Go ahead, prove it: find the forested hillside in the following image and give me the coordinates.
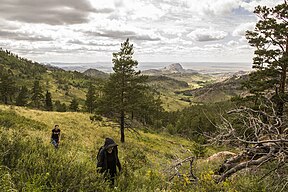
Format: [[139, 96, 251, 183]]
[[0, 49, 103, 111]]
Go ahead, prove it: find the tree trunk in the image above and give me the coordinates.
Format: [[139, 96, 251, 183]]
[[120, 110, 125, 143], [276, 66, 286, 118], [276, 37, 288, 118]]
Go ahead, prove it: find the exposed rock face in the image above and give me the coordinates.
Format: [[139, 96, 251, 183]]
[[163, 63, 185, 73], [143, 63, 197, 75]]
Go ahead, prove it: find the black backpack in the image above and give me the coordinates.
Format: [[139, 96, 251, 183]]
[[96, 146, 104, 164]]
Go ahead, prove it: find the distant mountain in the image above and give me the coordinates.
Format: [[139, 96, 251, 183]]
[[142, 63, 197, 75], [83, 68, 109, 79]]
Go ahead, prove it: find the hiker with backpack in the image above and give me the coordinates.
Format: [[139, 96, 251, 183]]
[[97, 138, 121, 185], [51, 124, 61, 149]]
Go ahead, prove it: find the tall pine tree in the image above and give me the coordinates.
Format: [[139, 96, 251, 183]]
[[69, 98, 79, 112], [0, 69, 16, 104], [31, 80, 44, 109], [16, 86, 29, 106], [85, 83, 96, 113], [245, 1, 288, 117], [45, 90, 53, 111], [100, 39, 158, 143]]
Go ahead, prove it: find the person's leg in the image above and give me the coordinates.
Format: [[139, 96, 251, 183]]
[[110, 172, 116, 186], [51, 139, 58, 149]]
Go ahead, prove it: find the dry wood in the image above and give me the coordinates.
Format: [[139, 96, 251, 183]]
[[210, 102, 288, 182]]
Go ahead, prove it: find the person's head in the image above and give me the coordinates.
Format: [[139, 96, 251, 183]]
[[55, 125, 59, 129], [104, 138, 118, 153], [107, 146, 114, 154]]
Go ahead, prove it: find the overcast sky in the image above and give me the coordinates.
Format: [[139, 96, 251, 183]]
[[0, 0, 284, 64]]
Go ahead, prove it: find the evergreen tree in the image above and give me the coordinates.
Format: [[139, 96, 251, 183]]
[[85, 83, 96, 113], [55, 100, 67, 112], [99, 39, 159, 143], [245, 1, 288, 117], [16, 86, 29, 106], [31, 80, 44, 109], [0, 69, 16, 104], [69, 98, 79, 112], [45, 90, 53, 111]]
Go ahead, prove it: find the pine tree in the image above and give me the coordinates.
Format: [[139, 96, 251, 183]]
[[16, 86, 29, 106], [69, 98, 79, 112], [85, 83, 96, 113], [99, 39, 160, 142], [31, 80, 44, 109], [55, 100, 67, 112], [45, 90, 53, 111], [0, 69, 16, 104], [245, 2, 288, 117]]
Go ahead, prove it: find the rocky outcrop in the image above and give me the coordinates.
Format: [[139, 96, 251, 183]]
[[143, 63, 197, 75]]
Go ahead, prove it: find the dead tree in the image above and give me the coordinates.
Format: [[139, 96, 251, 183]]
[[210, 103, 288, 183], [167, 156, 198, 183]]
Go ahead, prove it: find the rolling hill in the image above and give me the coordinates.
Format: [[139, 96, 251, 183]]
[[176, 71, 249, 103], [0, 49, 105, 108]]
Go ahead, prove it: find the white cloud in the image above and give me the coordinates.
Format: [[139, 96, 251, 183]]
[[184, 0, 240, 16], [240, 0, 283, 12], [227, 40, 239, 46], [81, 20, 162, 41], [0, 0, 284, 63], [239, 36, 249, 43], [187, 28, 227, 42], [201, 0, 240, 16], [232, 22, 256, 36], [205, 44, 224, 49], [237, 45, 253, 50]]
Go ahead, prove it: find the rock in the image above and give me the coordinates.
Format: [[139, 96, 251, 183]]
[[163, 63, 185, 73], [206, 151, 236, 162]]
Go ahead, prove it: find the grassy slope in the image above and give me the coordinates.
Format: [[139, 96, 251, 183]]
[[0, 105, 269, 190], [0, 104, 196, 168]]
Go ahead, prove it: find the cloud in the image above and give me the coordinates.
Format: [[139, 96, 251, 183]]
[[237, 45, 253, 50], [204, 44, 224, 49], [227, 40, 239, 46], [0, 0, 281, 63], [81, 20, 162, 41], [200, 0, 240, 16], [187, 28, 227, 42], [87, 29, 161, 41], [0, 0, 111, 25], [240, 0, 284, 12], [232, 22, 255, 36], [0, 30, 53, 42], [67, 39, 119, 47]]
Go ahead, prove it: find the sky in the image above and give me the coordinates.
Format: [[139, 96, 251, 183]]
[[0, 0, 284, 64]]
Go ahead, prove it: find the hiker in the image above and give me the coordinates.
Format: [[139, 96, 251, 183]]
[[51, 124, 61, 149], [97, 138, 121, 185]]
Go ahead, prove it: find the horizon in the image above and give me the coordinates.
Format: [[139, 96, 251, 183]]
[[0, 0, 283, 64], [48, 61, 253, 74]]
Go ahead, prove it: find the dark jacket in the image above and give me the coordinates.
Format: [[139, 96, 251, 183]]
[[97, 138, 121, 175]]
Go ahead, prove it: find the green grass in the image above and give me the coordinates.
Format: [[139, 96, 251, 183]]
[[0, 104, 280, 191]]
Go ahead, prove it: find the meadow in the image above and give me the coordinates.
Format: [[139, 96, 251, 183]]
[[0, 104, 273, 191]]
